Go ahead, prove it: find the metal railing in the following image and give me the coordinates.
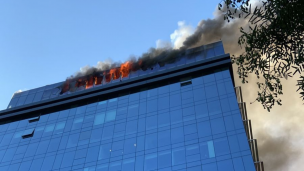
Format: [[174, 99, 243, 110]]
[[235, 86, 264, 171]]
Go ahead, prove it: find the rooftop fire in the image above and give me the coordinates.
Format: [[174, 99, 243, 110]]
[[59, 41, 224, 95]]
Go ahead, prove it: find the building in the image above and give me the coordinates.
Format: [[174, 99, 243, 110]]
[[0, 41, 263, 171]]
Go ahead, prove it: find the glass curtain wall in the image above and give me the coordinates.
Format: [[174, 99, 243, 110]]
[[0, 69, 255, 171]]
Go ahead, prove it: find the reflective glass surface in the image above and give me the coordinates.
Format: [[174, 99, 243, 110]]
[[0, 69, 255, 171]]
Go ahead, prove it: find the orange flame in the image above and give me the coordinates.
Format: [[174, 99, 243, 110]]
[[109, 68, 120, 80], [85, 76, 94, 89], [104, 71, 111, 83], [61, 59, 140, 94], [76, 79, 86, 88], [120, 61, 132, 78], [61, 79, 70, 94], [95, 76, 103, 85]]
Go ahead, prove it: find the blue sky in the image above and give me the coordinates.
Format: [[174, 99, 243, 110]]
[[0, 1, 219, 110]]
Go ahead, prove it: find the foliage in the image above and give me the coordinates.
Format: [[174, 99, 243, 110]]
[[219, 0, 304, 111]]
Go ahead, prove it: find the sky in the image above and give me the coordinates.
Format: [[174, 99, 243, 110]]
[[1, 1, 304, 171]]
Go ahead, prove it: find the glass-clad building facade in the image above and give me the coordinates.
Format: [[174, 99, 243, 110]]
[[0, 42, 258, 171]]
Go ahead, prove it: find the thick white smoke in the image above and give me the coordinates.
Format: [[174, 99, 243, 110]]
[[170, 21, 194, 49]]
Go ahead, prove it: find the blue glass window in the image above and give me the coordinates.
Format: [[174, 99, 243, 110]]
[[112, 140, 124, 152], [47, 137, 61, 152], [217, 82, 227, 96], [145, 133, 157, 149], [122, 158, 135, 171], [105, 110, 116, 122], [139, 102, 146, 115], [76, 106, 86, 115], [43, 124, 55, 137], [220, 98, 231, 112], [33, 126, 44, 139], [171, 127, 184, 144], [24, 142, 39, 158], [184, 124, 197, 135], [48, 112, 59, 121], [172, 147, 186, 165], [75, 148, 87, 159], [108, 98, 118, 107], [158, 130, 170, 147], [7, 121, 18, 131], [128, 104, 139, 117], [98, 144, 111, 160], [170, 94, 181, 107], [67, 133, 79, 148], [146, 115, 157, 130], [195, 103, 208, 118], [200, 141, 215, 159], [144, 153, 157, 170], [79, 130, 91, 145], [158, 150, 171, 169], [182, 90, 193, 99], [97, 100, 107, 110], [138, 118, 145, 132], [54, 121, 65, 134], [207, 100, 222, 116], [11, 131, 22, 144], [183, 106, 195, 116], [147, 99, 157, 113], [158, 112, 170, 127], [232, 157, 246, 171], [86, 146, 99, 162], [129, 93, 139, 102], [72, 117, 83, 130], [9, 163, 20, 171], [238, 133, 250, 151], [158, 96, 169, 110], [115, 122, 126, 135], [124, 138, 136, 154], [170, 110, 182, 124], [61, 151, 75, 168], [59, 109, 70, 118], [202, 162, 217, 171], [205, 86, 218, 98], [228, 135, 240, 153], [136, 136, 145, 152], [2, 147, 16, 162], [53, 154, 64, 169], [36, 140, 49, 155], [242, 155, 256, 171], [126, 120, 137, 135], [94, 112, 105, 125], [214, 137, 230, 156], [19, 160, 32, 171], [96, 164, 108, 171], [109, 161, 121, 171], [210, 118, 226, 134], [197, 121, 211, 138], [90, 128, 103, 143], [147, 88, 157, 98], [102, 126, 114, 140], [217, 159, 234, 171]]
